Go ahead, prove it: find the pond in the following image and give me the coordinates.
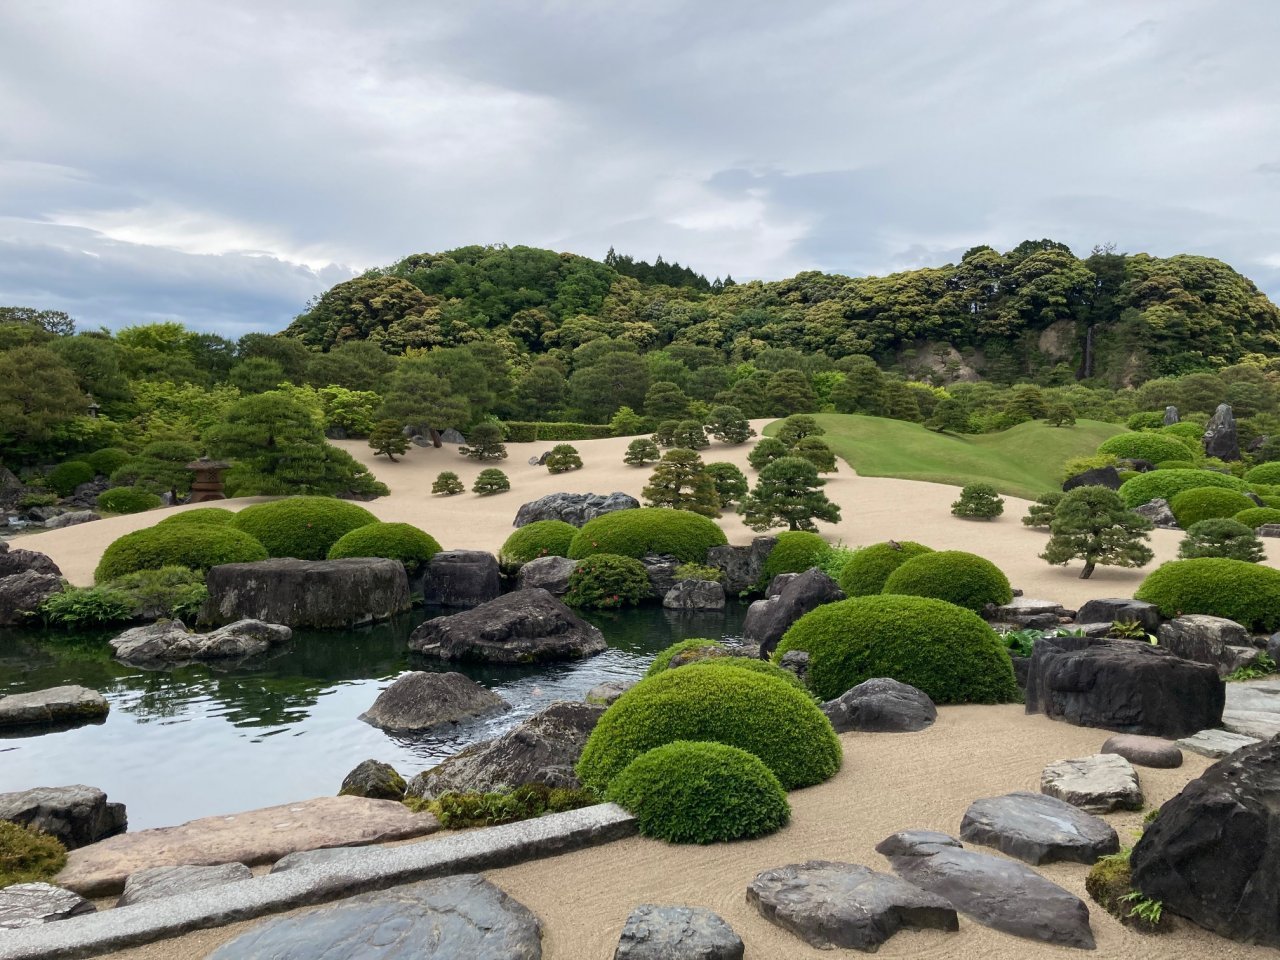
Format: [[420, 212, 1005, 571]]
[[0, 604, 749, 830]]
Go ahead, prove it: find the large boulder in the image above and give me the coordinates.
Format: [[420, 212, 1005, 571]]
[[116, 863, 252, 907], [663, 580, 725, 611], [0, 785, 126, 849], [705, 537, 776, 595], [1062, 466, 1122, 492], [1024, 634, 1224, 737], [359, 671, 508, 733], [1132, 498, 1178, 528], [0, 686, 109, 731], [0, 883, 94, 929], [1100, 734, 1182, 769], [0, 570, 63, 626], [959, 791, 1119, 865], [1131, 737, 1280, 946], [1157, 614, 1257, 677], [43, 510, 101, 530], [515, 555, 577, 595], [640, 554, 681, 599], [109, 619, 291, 665], [1203, 402, 1241, 461], [743, 568, 844, 657], [1163, 405, 1180, 425], [1073, 598, 1162, 634], [421, 550, 501, 608], [409, 589, 606, 663], [615, 904, 744, 960], [0, 546, 61, 579], [339, 760, 407, 801], [199, 558, 410, 629], [822, 678, 937, 733], [513, 491, 639, 527]]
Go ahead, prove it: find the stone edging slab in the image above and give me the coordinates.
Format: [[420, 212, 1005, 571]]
[[0, 803, 637, 960]]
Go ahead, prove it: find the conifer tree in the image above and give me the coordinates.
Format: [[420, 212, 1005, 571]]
[[459, 422, 507, 461], [707, 405, 754, 444], [739, 456, 841, 532], [368, 419, 410, 462], [624, 437, 661, 466], [642, 449, 720, 517], [1041, 485, 1154, 578]]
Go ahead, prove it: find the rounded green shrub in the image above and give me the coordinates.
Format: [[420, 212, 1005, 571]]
[[774, 594, 1018, 704], [47, 460, 94, 497], [1155, 460, 1197, 470], [499, 520, 578, 570], [1160, 421, 1205, 442], [1178, 519, 1265, 562], [1099, 432, 1199, 464], [327, 522, 442, 575], [472, 468, 510, 495], [96, 487, 163, 515], [762, 531, 829, 582], [1168, 488, 1256, 529], [881, 550, 1012, 612], [837, 541, 934, 596], [431, 471, 465, 495], [95, 524, 268, 583], [156, 508, 237, 528], [577, 663, 841, 792], [230, 496, 377, 560], [1135, 558, 1280, 631], [606, 741, 790, 844], [950, 482, 1004, 519], [564, 554, 651, 609], [1245, 462, 1280, 486], [1117, 469, 1248, 508], [683, 655, 812, 696], [85, 447, 133, 477], [0, 821, 68, 887], [568, 508, 728, 563], [1235, 507, 1280, 528], [646, 638, 725, 677]]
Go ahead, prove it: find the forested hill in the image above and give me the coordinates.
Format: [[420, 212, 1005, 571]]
[[284, 241, 1280, 385]]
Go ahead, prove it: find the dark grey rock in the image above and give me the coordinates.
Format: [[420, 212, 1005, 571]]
[[1163, 405, 1180, 425], [204, 874, 542, 960], [1062, 466, 1122, 491], [586, 681, 633, 705], [1010, 653, 1031, 688], [0, 884, 94, 929], [117, 863, 252, 907], [640, 554, 682, 600], [339, 760, 406, 801], [1040, 754, 1144, 813], [0, 570, 63, 626], [779, 650, 809, 683], [822, 678, 937, 733], [1074, 598, 1162, 633], [409, 589, 606, 663], [1158, 614, 1251, 676], [421, 550, 501, 608], [513, 492, 640, 528], [109, 619, 291, 664], [410, 434, 431, 447], [705, 537, 776, 595], [0, 687, 109, 731], [959, 790, 1118, 865], [515, 556, 577, 595], [199, 558, 410, 629], [1203, 402, 1241, 460], [1100, 734, 1182, 769], [1025, 634, 1224, 737], [877, 831, 1096, 949], [1268, 631, 1280, 663], [662, 580, 725, 611], [359, 671, 508, 733], [1260, 523, 1280, 539], [747, 860, 957, 951], [0, 547, 61, 579], [0, 785, 126, 849], [405, 701, 603, 800], [743, 568, 844, 657], [41, 511, 100, 530], [614, 904, 744, 960], [1132, 498, 1178, 528], [764, 573, 799, 598]]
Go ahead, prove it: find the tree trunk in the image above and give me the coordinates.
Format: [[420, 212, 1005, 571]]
[[429, 428, 442, 448], [1080, 560, 1095, 579]]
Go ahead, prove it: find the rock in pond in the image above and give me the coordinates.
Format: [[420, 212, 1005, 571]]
[[615, 904, 744, 960], [1100, 734, 1182, 769], [0, 686, 109, 732], [109, 618, 291, 664], [516, 555, 578, 595], [0, 570, 63, 626], [959, 791, 1119, 865], [1040, 754, 1143, 813], [0, 883, 94, 929], [743, 568, 844, 657], [200, 558, 410, 629], [663, 579, 725, 611], [513, 491, 639, 528], [339, 760, 407, 801], [409, 589, 606, 664], [641, 554, 682, 600], [0, 784, 126, 849], [705, 537, 776, 595], [420, 550, 501, 608], [822, 678, 936, 734], [0, 546, 61, 579], [116, 862, 252, 907], [585, 681, 634, 706], [359, 671, 508, 733]]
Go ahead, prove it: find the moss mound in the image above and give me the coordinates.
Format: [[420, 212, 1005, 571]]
[[231, 496, 377, 560], [881, 550, 1012, 612], [327, 522, 442, 575], [563, 554, 651, 609], [1245, 462, 1280, 486], [1135, 558, 1280, 632], [837, 541, 934, 597], [1099, 432, 1199, 464], [568, 507, 727, 564], [499, 520, 579, 570], [762, 531, 829, 582], [85, 447, 133, 477], [156, 508, 237, 528], [96, 487, 163, 515], [0, 822, 68, 888], [1117, 469, 1247, 508], [48, 461, 94, 497], [1168, 488, 1256, 529], [1235, 507, 1280, 528], [95, 524, 268, 583]]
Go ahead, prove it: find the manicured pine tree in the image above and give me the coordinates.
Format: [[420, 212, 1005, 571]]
[[775, 414, 823, 446], [739, 456, 841, 532], [545, 443, 583, 473], [705, 462, 748, 505], [1178, 518, 1265, 562], [1041, 485, 1154, 579], [926, 398, 969, 434], [624, 437, 661, 466], [652, 420, 680, 447], [642, 449, 720, 517], [1045, 402, 1077, 427], [707, 405, 755, 444], [459, 422, 508, 461], [432, 471, 465, 495], [368, 420, 410, 462], [472, 468, 510, 496], [792, 436, 837, 473], [747, 436, 790, 471], [1022, 491, 1063, 528], [672, 420, 710, 450]]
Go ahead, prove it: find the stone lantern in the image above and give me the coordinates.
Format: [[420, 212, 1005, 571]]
[[185, 458, 231, 503]]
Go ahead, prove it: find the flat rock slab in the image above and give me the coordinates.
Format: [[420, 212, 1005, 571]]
[[615, 904, 744, 960], [116, 863, 252, 907], [822, 678, 937, 733], [960, 791, 1118, 865], [0, 686, 108, 730], [0, 884, 94, 930], [56, 796, 440, 897], [876, 831, 1095, 949], [747, 860, 957, 951], [205, 874, 541, 960], [1100, 734, 1182, 769], [1176, 729, 1261, 758], [1041, 754, 1144, 813]]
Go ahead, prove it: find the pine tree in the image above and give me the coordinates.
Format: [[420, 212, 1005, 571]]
[[739, 456, 841, 532], [652, 420, 679, 447], [1041, 485, 1154, 578], [1178, 518, 1265, 562], [1022, 491, 1063, 528], [926, 398, 969, 433], [545, 443, 583, 473], [368, 419, 410, 462], [951, 483, 1004, 519], [705, 462, 748, 505], [624, 437, 661, 466], [1046, 402, 1077, 427], [432, 471, 465, 495], [707, 405, 754, 444], [642, 449, 720, 517], [472, 468, 510, 495], [459, 422, 507, 461], [792, 436, 837, 473], [672, 420, 710, 450], [775, 414, 823, 446], [747, 436, 790, 471]]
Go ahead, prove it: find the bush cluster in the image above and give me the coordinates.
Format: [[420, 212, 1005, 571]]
[[951, 482, 1004, 519], [837, 541, 933, 596], [1244, 462, 1280, 486], [544, 443, 583, 473], [882, 550, 1012, 612], [500, 421, 614, 442], [422, 784, 597, 829], [1098, 432, 1198, 464], [564, 554, 651, 609], [327, 522, 442, 575], [762, 530, 829, 582], [0, 822, 68, 887], [96, 487, 163, 514], [42, 565, 209, 626], [85, 447, 133, 477], [156, 507, 237, 528], [499, 520, 579, 570], [47, 460, 94, 497], [1178, 518, 1265, 562], [231, 496, 377, 560], [1167, 488, 1256, 529], [567, 508, 727, 564], [1117, 469, 1247, 507], [645, 638, 725, 677], [1135, 558, 1280, 631], [95, 524, 269, 582], [1235, 507, 1280, 528]]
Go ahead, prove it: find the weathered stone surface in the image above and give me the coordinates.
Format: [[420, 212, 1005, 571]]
[[959, 791, 1119, 865], [1131, 737, 1280, 946], [1074, 598, 1162, 633], [439, 427, 466, 444], [205, 874, 541, 960], [514, 491, 639, 528], [359, 671, 508, 732], [0, 570, 63, 626], [641, 554, 681, 600], [877, 831, 1095, 949], [778, 650, 809, 682], [586, 681, 633, 705], [1132, 498, 1178, 528], [1041, 754, 1144, 813], [420, 550, 501, 608], [116, 863, 252, 907], [764, 573, 798, 598], [615, 904, 744, 960], [41, 511, 100, 530], [0, 547, 61, 579], [515, 555, 577, 595], [993, 597, 1066, 619], [0, 686, 109, 731], [1157, 614, 1250, 676], [705, 537, 776, 595], [662, 580, 725, 611], [410, 589, 606, 664], [743, 568, 843, 657], [110, 618, 291, 664], [199, 558, 410, 629], [0, 884, 94, 929], [1176, 728, 1260, 758], [822, 678, 936, 733], [0, 785, 126, 849], [1260, 523, 1280, 538], [1100, 734, 1182, 769], [1203, 402, 1241, 461], [1025, 634, 1224, 737], [1221, 676, 1280, 739], [405, 701, 603, 800], [1062, 466, 1121, 491], [338, 760, 406, 801]]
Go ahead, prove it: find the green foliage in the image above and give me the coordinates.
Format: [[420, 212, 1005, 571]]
[[47, 460, 94, 496], [1023, 491, 1064, 528], [1127, 412, 1167, 430], [609, 406, 645, 437], [762, 531, 830, 581], [683, 656, 813, 695], [472, 468, 510, 495], [18, 491, 57, 509], [1235, 506, 1280, 528], [882, 550, 1013, 612], [672, 562, 721, 583], [1168, 488, 1256, 528], [1154, 459, 1197, 470], [421, 784, 597, 829], [651, 420, 679, 447], [431, 471, 465, 495], [111, 440, 201, 498], [327, 522, 442, 575], [568, 507, 727, 563], [0, 345, 88, 458], [1135, 558, 1280, 631], [707, 405, 753, 444], [774, 594, 1019, 704], [544, 443, 583, 474], [1224, 652, 1277, 682], [646, 638, 725, 677], [368, 420, 410, 461], [1061, 453, 1121, 482], [671, 420, 709, 450], [1042, 485, 1154, 579], [704, 461, 747, 505], [739, 456, 841, 532], [577, 663, 841, 792], [1244, 461, 1280, 485], [1086, 849, 1169, 934], [85, 447, 132, 476], [156, 507, 237, 528], [1160, 421, 1205, 440], [502, 421, 615, 442], [624, 437, 661, 466], [43, 566, 208, 625], [1098, 432, 1199, 464], [1001, 628, 1040, 658], [642, 448, 719, 517], [563, 553, 651, 609], [1117, 469, 1248, 507], [606, 741, 791, 844], [39, 584, 132, 626], [95, 524, 268, 582], [96, 486, 163, 514], [459, 422, 508, 461], [792, 436, 838, 472], [1045, 402, 1076, 426], [747, 436, 789, 470], [500, 520, 578, 569], [231, 496, 378, 560], [837, 541, 934, 596], [0, 821, 68, 888], [951, 482, 1004, 519], [775, 415, 824, 446]]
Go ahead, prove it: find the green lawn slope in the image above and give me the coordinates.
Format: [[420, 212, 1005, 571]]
[[766, 414, 1125, 499]]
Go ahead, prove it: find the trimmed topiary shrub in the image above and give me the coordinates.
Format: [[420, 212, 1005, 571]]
[[95, 524, 268, 583], [0, 821, 68, 887], [1245, 462, 1280, 486], [1178, 518, 1265, 562], [568, 507, 727, 564], [85, 447, 133, 477], [1117, 469, 1248, 508], [951, 482, 1004, 519], [230, 496, 377, 560], [499, 520, 578, 571], [1168, 488, 1256, 529], [431, 471, 465, 495], [606, 741, 790, 844], [47, 460, 94, 497], [564, 554, 651, 609], [327, 522, 442, 575], [1160, 421, 1205, 442], [774, 594, 1019, 704], [1235, 507, 1280, 528], [577, 663, 841, 792], [882, 550, 1012, 612], [646, 638, 725, 677], [624, 437, 661, 466], [472, 468, 510, 495], [684, 655, 813, 696], [544, 443, 583, 474], [837, 541, 934, 597], [1135, 558, 1280, 631], [1099, 432, 1199, 464], [762, 530, 829, 582], [156, 507, 237, 528], [96, 487, 163, 514], [1155, 460, 1198, 471]]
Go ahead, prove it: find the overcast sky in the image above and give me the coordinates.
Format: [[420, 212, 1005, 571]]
[[2, 1, 1279, 337]]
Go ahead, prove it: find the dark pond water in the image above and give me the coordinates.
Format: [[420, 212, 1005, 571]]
[[0, 604, 749, 830]]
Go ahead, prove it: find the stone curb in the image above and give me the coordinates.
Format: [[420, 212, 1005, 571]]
[[0, 803, 637, 960]]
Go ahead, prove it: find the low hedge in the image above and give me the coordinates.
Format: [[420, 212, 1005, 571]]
[[0, 821, 67, 887], [1245, 462, 1280, 486], [95, 524, 268, 583], [606, 741, 791, 844], [563, 554, 651, 609], [1235, 507, 1280, 528], [773, 594, 1019, 704], [762, 531, 829, 582], [568, 508, 728, 564], [327, 522, 442, 575], [499, 520, 578, 570], [1099, 432, 1199, 464], [577, 663, 841, 792], [837, 541, 934, 596], [881, 550, 1012, 612], [1117, 469, 1248, 508], [85, 447, 133, 477], [96, 487, 164, 514], [1135, 558, 1280, 631], [48, 460, 94, 497], [1167, 488, 1256, 529], [501, 421, 615, 442], [231, 496, 378, 560], [156, 508, 237, 528]]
